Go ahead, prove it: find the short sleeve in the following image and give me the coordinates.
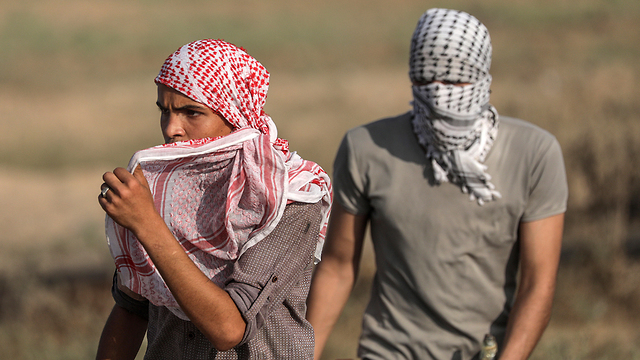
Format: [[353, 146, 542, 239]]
[[111, 270, 150, 320], [522, 137, 568, 222], [333, 131, 371, 215]]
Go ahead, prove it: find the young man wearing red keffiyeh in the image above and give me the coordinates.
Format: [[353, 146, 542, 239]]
[[96, 39, 331, 359], [307, 8, 567, 360]]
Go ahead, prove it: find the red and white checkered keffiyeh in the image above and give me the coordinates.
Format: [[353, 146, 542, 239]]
[[105, 40, 331, 320]]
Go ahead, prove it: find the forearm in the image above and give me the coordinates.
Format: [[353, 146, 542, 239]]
[[499, 281, 555, 360], [307, 256, 358, 359], [100, 166, 246, 350], [306, 203, 368, 359], [500, 214, 564, 360], [133, 216, 246, 351], [96, 304, 148, 360]]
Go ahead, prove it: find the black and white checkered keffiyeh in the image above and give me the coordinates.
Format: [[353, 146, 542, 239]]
[[409, 8, 501, 205]]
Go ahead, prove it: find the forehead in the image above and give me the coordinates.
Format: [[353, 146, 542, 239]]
[[156, 84, 207, 107]]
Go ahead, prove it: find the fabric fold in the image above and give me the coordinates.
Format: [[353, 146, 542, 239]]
[[106, 39, 331, 321], [106, 129, 331, 320]]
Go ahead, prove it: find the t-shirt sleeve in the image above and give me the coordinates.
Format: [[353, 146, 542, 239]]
[[521, 136, 568, 222], [333, 131, 371, 215], [224, 201, 323, 345], [111, 270, 150, 320]]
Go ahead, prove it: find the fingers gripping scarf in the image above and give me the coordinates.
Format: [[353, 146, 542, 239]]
[[410, 8, 501, 205], [105, 40, 332, 320]]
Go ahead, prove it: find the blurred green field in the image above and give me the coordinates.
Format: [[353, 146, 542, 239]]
[[1, 0, 639, 359]]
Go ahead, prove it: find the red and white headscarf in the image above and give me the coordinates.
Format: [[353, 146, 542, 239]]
[[106, 39, 332, 320]]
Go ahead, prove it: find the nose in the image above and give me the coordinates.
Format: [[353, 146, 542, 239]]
[[161, 112, 186, 143]]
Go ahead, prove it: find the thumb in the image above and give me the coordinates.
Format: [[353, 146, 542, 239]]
[[132, 165, 150, 190]]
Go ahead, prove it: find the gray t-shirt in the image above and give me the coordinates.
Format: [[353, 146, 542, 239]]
[[333, 112, 568, 360]]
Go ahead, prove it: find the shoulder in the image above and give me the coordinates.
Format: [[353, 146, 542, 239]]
[[495, 116, 563, 161], [241, 201, 323, 260], [496, 118, 568, 220], [280, 201, 323, 222], [498, 116, 559, 145], [269, 201, 324, 242], [235, 201, 322, 274], [345, 111, 413, 143], [340, 111, 419, 160]]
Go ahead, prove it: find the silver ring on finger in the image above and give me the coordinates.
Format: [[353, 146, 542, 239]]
[[101, 186, 110, 198]]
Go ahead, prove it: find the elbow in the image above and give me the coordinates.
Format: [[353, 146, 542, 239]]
[[206, 322, 246, 352], [212, 335, 242, 352]]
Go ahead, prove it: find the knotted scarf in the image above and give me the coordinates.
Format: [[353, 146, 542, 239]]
[[409, 8, 501, 205], [106, 40, 332, 320]]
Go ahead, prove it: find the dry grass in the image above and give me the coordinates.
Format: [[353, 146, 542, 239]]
[[0, 0, 639, 358]]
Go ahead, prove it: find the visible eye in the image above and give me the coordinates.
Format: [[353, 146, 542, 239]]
[[185, 109, 202, 117], [157, 105, 170, 115]]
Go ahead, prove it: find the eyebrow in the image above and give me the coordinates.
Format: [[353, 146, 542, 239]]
[[156, 101, 209, 112]]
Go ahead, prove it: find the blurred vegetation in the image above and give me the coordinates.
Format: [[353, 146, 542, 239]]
[[0, 0, 639, 359]]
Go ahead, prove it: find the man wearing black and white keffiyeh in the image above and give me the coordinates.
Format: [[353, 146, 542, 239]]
[[308, 8, 568, 360], [410, 8, 500, 205]]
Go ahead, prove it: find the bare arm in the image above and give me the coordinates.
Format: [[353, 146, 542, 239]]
[[306, 201, 368, 360], [99, 167, 246, 351], [96, 304, 148, 360], [499, 213, 564, 360]]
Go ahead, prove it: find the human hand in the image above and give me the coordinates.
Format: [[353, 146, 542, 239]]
[[99, 165, 161, 236]]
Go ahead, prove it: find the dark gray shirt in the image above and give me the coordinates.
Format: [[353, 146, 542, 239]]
[[112, 201, 322, 359]]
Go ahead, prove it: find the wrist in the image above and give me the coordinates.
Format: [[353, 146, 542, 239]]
[[131, 212, 167, 245]]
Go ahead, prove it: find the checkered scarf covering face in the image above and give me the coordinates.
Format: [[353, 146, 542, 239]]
[[106, 40, 332, 320], [409, 8, 501, 205]]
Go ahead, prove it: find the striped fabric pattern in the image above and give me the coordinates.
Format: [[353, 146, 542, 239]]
[[106, 40, 331, 320]]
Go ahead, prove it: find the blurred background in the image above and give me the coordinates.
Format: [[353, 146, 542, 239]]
[[0, 0, 639, 359]]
